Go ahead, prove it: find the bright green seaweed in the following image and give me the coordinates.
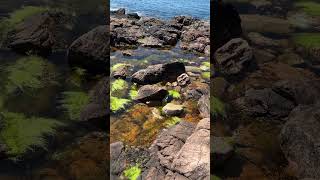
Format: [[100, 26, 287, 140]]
[[0, 112, 63, 158], [124, 164, 141, 180], [60, 91, 90, 120], [5, 56, 58, 94]]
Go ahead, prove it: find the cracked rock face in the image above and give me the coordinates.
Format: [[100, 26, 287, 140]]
[[143, 118, 210, 180]]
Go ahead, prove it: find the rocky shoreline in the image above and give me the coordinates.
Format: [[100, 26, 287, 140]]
[[110, 8, 210, 180]]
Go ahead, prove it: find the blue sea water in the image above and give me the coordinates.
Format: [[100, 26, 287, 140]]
[[110, 0, 210, 19]]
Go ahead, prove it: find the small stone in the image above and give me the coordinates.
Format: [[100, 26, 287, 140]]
[[122, 50, 133, 56], [177, 73, 190, 86], [162, 103, 184, 116]]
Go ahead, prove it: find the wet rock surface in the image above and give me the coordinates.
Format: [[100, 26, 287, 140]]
[[8, 11, 72, 55], [212, 0, 320, 179], [68, 25, 110, 74]]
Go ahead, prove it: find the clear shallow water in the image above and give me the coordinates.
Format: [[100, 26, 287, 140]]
[[111, 0, 210, 19]]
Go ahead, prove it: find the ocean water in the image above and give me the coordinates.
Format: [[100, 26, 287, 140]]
[[110, 0, 210, 19]]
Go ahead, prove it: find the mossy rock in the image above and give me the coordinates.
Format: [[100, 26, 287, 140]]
[[0, 6, 49, 46], [111, 79, 129, 97], [0, 111, 63, 159], [164, 117, 181, 128]]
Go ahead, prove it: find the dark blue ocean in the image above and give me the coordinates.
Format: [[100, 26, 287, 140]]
[[110, 0, 210, 19]]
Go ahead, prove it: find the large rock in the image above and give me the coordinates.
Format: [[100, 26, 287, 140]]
[[131, 62, 186, 85], [68, 25, 109, 74], [198, 95, 210, 118], [214, 38, 253, 75], [280, 103, 320, 179], [235, 88, 295, 118], [135, 85, 168, 103], [171, 119, 210, 179], [8, 11, 71, 55], [272, 79, 320, 106]]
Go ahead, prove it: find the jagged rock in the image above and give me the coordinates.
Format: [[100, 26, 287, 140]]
[[131, 62, 186, 85], [138, 36, 163, 47], [198, 95, 210, 118], [162, 103, 184, 116], [235, 88, 295, 118], [185, 81, 209, 100], [68, 25, 109, 74], [127, 13, 140, 19], [113, 8, 125, 16], [171, 122, 210, 179], [214, 38, 253, 75], [280, 103, 320, 179], [135, 85, 168, 103], [8, 11, 71, 55], [177, 73, 190, 86]]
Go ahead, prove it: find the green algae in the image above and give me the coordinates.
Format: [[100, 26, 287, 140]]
[[111, 96, 131, 112], [67, 67, 86, 88], [0, 111, 63, 158], [168, 90, 181, 99], [211, 175, 222, 180], [164, 117, 181, 128], [202, 72, 210, 79], [200, 62, 210, 71], [129, 89, 139, 99], [111, 63, 127, 72], [292, 33, 320, 49], [124, 164, 141, 180], [295, 1, 320, 16], [111, 79, 129, 97], [211, 96, 226, 118], [60, 91, 90, 120], [0, 6, 49, 45], [7, 6, 49, 25], [5, 56, 58, 94]]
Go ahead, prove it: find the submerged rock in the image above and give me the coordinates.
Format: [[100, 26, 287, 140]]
[[131, 62, 185, 85], [135, 85, 168, 103], [68, 25, 109, 74]]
